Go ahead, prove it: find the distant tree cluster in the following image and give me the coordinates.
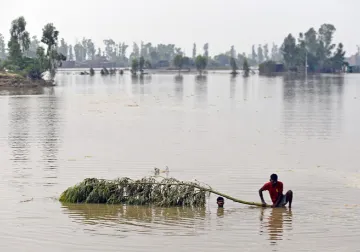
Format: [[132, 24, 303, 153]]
[[0, 16, 66, 80], [280, 24, 345, 73]]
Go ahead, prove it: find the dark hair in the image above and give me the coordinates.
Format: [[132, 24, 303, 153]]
[[217, 196, 224, 201], [270, 174, 278, 181]]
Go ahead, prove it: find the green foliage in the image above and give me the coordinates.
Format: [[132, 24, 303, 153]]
[[281, 34, 297, 69], [195, 55, 207, 75], [173, 54, 183, 72], [243, 58, 250, 77], [203, 43, 209, 58], [41, 23, 66, 79], [192, 43, 196, 59], [59, 176, 207, 207], [145, 60, 152, 69], [263, 44, 269, 61], [0, 33, 6, 59], [58, 38, 68, 59], [131, 58, 139, 75], [41, 23, 59, 52], [251, 45, 257, 64], [68, 45, 73, 60], [280, 24, 345, 73], [139, 56, 145, 72], [257, 44, 264, 63], [230, 57, 238, 74], [8, 16, 30, 60]]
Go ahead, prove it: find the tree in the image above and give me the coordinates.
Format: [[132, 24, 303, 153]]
[[132, 42, 140, 59], [330, 43, 345, 72], [81, 38, 89, 60], [257, 44, 264, 63], [87, 39, 95, 60], [192, 43, 196, 59], [251, 45, 257, 65], [195, 55, 207, 75], [74, 43, 83, 62], [139, 56, 145, 73], [281, 34, 297, 69], [0, 33, 6, 59], [318, 24, 336, 56], [230, 45, 236, 58], [96, 47, 101, 58], [263, 44, 269, 61], [243, 58, 250, 77], [230, 57, 238, 74], [103, 39, 116, 60], [121, 43, 128, 59], [58, 38, 68, 58], [8, 16, 30, 62], [68, 45, 74, 60], [131, 58, 139, 75], [203, 43, 209, 58], [41, 23, 66, 79], [27, 36, 40, 58], [173, 54, 183, 74]]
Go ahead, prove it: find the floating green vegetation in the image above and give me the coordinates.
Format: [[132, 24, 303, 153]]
[[59, 176, 266, 208], [59, 177, 208, 207]]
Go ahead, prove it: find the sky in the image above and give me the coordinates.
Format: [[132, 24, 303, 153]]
[[0, 0, 358, 57]]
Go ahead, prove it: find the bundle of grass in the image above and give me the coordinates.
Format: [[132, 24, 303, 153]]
[[59, 176, 207, 207], [59, 176, 267, 208]]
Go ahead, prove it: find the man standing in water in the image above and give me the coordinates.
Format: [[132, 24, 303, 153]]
[[259, 174, 293, 208]]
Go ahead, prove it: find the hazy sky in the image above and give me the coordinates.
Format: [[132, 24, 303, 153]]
[[1, 0, 358, 56]]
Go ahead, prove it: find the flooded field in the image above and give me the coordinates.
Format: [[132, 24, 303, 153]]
[[0, 71, 359, 251]]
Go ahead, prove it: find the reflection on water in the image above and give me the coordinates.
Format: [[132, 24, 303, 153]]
[[61, 203, 207, 236], [174, 75, 184, 101], [259, 208, 293, 246], [36, 91, 63, 182], [194, 75, 207, 106], [282, 75, 344, 139], [8, 97, 31, 166], [0, 87, 46, 96]]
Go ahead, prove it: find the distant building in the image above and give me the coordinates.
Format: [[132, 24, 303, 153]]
[[345, 53, 360, 73]]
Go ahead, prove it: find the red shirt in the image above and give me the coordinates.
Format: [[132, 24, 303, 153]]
[[261, 181, 283, 204]]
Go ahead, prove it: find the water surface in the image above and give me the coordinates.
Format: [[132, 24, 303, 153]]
[[0, 71, 359, 251]]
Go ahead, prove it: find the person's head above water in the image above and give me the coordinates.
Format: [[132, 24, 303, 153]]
[[217, 196, 224, 207], [270, 173, 278, 186]]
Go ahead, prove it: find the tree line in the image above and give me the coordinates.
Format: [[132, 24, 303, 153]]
[[0, 19, 346, 77]]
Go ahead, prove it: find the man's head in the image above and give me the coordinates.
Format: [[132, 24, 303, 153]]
[[217, 196, 224, 207], [270, 173, 278, 186]]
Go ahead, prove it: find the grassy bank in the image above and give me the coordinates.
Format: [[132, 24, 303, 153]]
[[0, 71, 54, 87]]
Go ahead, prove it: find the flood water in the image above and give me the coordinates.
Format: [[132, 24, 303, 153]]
[[0, 70, 359, 251]]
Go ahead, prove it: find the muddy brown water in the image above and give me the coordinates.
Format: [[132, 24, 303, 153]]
[[0, 71, 359, 251]]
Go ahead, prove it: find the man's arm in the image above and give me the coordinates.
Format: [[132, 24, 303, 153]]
[[259, 188, 267, 207]]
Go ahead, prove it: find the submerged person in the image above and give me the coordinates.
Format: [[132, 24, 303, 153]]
[[217, 196, 224, 208], [259, 174, 293, 208]]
